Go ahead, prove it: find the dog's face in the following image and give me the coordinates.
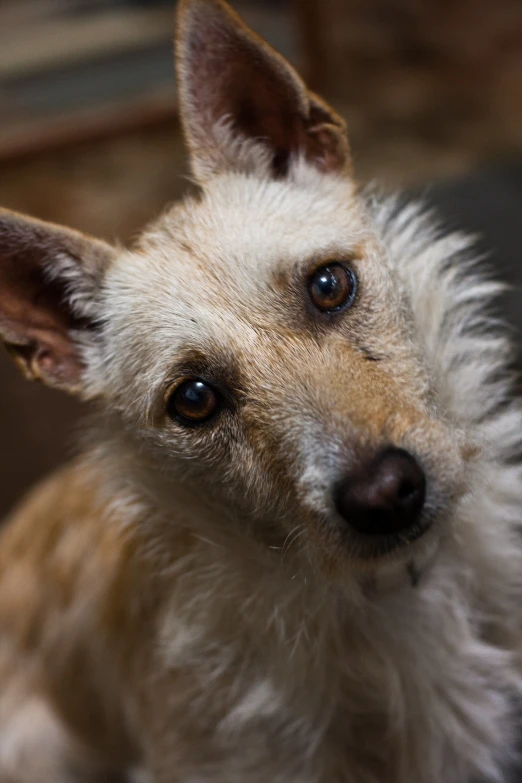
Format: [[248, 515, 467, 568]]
[[0, 0, 468, 583], [100, 169, 466, 579]]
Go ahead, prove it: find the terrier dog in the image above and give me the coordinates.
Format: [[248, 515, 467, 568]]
[[1, 1, 522, 781]]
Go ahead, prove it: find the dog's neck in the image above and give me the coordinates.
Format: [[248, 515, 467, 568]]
[[87, 424, 521, 635], [77, 414, 522, 783]]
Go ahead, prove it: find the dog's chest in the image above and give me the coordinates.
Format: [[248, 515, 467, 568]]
[[154, 595, 402, 782], [151, 567, 520, 783]]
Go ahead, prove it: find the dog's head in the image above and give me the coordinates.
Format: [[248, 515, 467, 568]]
[[0, 0, 477, 585]]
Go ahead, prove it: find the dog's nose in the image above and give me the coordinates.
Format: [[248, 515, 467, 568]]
[[335, 448, 426, 536]]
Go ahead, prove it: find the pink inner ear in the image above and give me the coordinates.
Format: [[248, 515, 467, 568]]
[[10, 327, 83, 386], [0, 256, 86, 387], [180, 11, 307, 175], [177, 0, 350, 177], [0, 209, 112, 393], [0, 250, 82, 334]]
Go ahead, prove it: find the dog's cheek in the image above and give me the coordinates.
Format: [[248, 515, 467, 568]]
[[230, 417, 298, 521]]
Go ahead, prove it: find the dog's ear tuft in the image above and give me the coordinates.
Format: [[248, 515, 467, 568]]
[[176, 0, 350, 180], [0, 209, 115, 397]]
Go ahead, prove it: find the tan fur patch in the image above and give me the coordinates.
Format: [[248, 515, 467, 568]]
[[1, 2, 522, 782]]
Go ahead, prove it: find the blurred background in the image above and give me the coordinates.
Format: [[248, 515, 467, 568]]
[[1, 0, 522, 517]]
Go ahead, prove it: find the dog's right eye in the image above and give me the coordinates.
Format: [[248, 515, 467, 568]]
[[167, 379, 219, 425], [308, 263, 357, 313]]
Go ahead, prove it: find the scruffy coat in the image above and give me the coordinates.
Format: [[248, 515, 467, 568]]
[[1, 1, 522, 782]]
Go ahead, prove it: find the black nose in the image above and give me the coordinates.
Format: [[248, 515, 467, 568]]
[[335, 448, 426, 536]]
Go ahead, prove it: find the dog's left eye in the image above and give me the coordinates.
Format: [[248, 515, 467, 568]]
[[167, 379, 219, 424], [308, 263, 357, 313]]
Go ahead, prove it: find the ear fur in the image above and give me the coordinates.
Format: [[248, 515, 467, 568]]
[[176, 0, 350, 180], [0, 209, 114, 397]]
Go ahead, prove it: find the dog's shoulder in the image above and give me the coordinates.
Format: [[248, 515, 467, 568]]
[[0, 460, 127, 595], [0, 459, 150, 763], [0, 452, 203, 659]]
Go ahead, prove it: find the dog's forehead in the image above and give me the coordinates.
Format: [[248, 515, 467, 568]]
[[104, 171, 372, 376], [176, 171, 365, 267], [131, 172, 365, 303]]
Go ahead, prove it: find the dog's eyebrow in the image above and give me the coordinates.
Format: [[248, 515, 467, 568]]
[[271, 247, 367, 297], [164, 347, 243, 395]]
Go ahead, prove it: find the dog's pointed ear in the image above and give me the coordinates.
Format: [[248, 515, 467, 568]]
[[176, 0, 350, 180], [0, 209, 115, 397]]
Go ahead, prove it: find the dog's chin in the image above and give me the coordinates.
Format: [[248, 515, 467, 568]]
[[356, 527, 442, 592], [304, 511, 445, 593], [260, 502, 449, 593]]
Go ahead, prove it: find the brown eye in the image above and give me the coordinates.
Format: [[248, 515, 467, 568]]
[[308, 263, 357, 313], [167, 379, 219, 424]]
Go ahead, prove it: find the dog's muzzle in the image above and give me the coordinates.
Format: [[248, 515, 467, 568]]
[[334, 447, 428, 541]]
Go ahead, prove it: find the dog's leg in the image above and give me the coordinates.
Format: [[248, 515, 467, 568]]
[[0, 700, 129, 783], [0, 651, 127, 783], [1, 697, 85, 782]]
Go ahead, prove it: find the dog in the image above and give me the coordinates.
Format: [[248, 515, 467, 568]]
[[1, 0, 522, 781]]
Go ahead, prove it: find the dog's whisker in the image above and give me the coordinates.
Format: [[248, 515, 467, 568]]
[[0, 0, 518, 778], [281, 525, 306, 564]]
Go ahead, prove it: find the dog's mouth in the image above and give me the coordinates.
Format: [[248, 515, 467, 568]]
[[316, 447, 462, 564], [300, 504, 444, 593], [339, 509, 437, 560], [299, 488, 449, 576], [332, 446, 428, 540], [334, 478, 453, 565], [260, 499, 445, 595], [270, 446, 462, 569], [266, 505, 438, 568]]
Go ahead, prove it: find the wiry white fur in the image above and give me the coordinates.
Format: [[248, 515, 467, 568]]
[[3, 0, 521, 775], [2, 142, 521, 783], [74, 163, 522, 783]]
